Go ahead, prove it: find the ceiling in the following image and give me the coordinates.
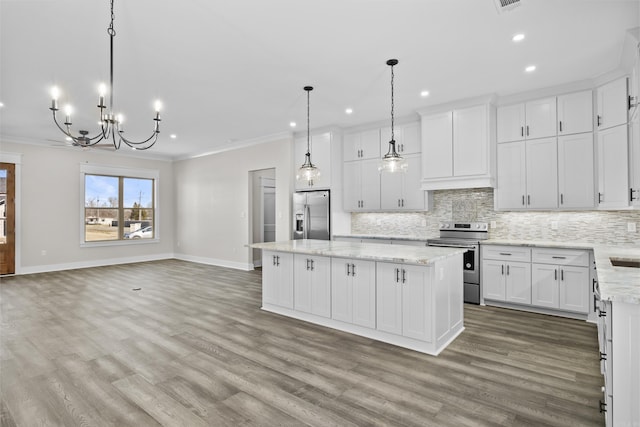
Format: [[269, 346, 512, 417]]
[[1, 0, 638, 160]]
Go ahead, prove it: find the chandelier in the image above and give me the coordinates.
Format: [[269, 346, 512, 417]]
[[296, 86, 321, 186], [379, 59, 407, 173], [49, 0, 162, 150]]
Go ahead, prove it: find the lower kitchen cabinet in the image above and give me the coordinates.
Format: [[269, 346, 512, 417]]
[[331, 258, 376, 328], [262, 251, 294, 309], [482, 245, 532, 304], [294, 254, 331, 317], [376, 262, 434, 342]]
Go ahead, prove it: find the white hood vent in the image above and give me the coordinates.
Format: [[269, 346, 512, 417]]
[[494, 0, 522, 13]]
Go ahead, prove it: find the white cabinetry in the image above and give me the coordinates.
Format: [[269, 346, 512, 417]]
[[262, 251, 293, 309], [630, 109, 640, 206], [557, 90, 593, 135], [331, 258, 376, 328], [597, 78, 628, 131], [531, 248, 590, 313], [482, 245, 532, 305], [420, 102, 496, 190], [558, 133, 595, 208], [294, 254, 331, 318], [294, 132, 332, 190], [497, 97, 557, 143], [597, 124, 629, 209], [344, 129, 380, 161], [343, 158, 380, 211], [381, 121, 420, 155], [380, 154, 425, 210]]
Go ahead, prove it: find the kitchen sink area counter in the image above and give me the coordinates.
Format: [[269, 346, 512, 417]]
[[250, 239, 466, 355]]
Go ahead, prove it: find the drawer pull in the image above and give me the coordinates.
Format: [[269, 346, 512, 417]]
[[599, 400, 607, 413], [599, 351, 607, 362], [551, 256, 566, 259], [499, 253, 512, 256]]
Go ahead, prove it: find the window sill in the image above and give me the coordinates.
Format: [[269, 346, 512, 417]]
[[81, 238, 160, 248]]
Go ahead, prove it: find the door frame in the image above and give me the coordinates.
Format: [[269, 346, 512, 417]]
[[0, 152, 22, 275]]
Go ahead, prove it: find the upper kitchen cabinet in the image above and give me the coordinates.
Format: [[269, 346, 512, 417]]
[[557, 90, 593, 135], [596, 77, 628, 131], [420, 100, 496, 190], [380, 154, 426, 210], [630, 111, 640, 206], [558, 133, 595, 209], [343, 129, 380, 161], [380, 121, 421, 155], [497, 97, 557, 143], [294, 132, 333, 190], [343, 158, 380, 211], [597, 124, 630, 209]]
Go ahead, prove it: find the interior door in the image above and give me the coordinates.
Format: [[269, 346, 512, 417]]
[[0, 163, 15, 275]]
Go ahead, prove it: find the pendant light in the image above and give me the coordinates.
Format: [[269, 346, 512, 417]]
[[296, 86, 321, 186], [379, 59, 408, 173]]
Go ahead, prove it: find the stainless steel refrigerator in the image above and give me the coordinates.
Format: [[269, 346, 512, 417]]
[[293, 190, 330, 240]]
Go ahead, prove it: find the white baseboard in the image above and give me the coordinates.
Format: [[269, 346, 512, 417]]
[[18, 252, 176, 275], [174, 253, 254, 271]]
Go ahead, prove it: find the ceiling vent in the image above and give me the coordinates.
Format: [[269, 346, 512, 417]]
[[494, 0, 522, 13]]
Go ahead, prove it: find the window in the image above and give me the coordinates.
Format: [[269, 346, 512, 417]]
[[81, 164, 158, 245]]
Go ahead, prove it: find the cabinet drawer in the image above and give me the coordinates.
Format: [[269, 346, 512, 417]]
[[531, 248, 589, 267], [482, 245, 531, 262]]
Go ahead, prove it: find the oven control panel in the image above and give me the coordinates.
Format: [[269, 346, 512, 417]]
[[439, 222, 488, 231]]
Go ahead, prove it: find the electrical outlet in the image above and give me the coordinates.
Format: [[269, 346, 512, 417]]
[[551, 221, 559, 230], [421, 219, 427, 227], [490, 221, 497, 229], [628, 222, 637, 232]]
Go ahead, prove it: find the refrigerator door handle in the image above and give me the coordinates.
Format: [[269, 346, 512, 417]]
[[304, 204, 310, 239]]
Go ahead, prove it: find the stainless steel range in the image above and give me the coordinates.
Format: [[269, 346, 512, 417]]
[[427, 222, 488, 304]]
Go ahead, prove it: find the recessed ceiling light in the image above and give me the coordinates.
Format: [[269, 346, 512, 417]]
[[345, 108, 353, 114], [525, 65, 537, 73], [289, 122, 296, 128], [512, 33, 525, 42], [170, 134, 177, 139], [0, 102, 4, 108], [420, 90, 430, 97]]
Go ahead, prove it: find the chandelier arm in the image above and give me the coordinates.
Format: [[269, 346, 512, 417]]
[[118, 132, 159, 150], [52, 111, 107, 145]]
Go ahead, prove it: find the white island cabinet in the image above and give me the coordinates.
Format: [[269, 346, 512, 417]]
[[251, 239, 465, 356]]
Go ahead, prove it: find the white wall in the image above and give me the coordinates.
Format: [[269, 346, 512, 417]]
[[1, 141, 175, 274], [173, 136, 293, 270]]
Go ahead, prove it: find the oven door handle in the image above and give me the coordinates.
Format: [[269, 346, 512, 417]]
[[428, 243, 476, 249]]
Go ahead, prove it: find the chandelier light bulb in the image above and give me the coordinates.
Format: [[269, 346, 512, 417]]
[[154, 100, 162, 112], [116, 113, 124, 123], [98, 83, 107, 96], [50, 86, 60, 110]]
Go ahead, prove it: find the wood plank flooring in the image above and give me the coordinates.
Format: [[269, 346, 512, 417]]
[[1, 260, 604, 426]]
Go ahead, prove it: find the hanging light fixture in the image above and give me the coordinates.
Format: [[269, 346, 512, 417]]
[[296, 86, 321, 186], [379, 59, 408, 173], [49, 0, 162, 150]]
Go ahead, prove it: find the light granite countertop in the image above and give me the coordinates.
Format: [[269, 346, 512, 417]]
[[333, 233, 434, 242], [482, 239, 640, 305], [250, 239, 466, 265]]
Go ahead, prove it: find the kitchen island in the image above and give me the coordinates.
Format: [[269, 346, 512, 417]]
[[249, 239, 466, 355]]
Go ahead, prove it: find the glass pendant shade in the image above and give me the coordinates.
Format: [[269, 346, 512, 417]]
[[296, 86, 320, 186]]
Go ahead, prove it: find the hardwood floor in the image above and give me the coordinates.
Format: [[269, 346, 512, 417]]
[[1, 260, 604, 426]]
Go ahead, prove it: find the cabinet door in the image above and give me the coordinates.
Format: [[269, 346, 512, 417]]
[[343, 161, 361, 211], [526, 97, 557, 139], [343, 132, 360, 162], [400, 154, 425, 210], [422, 111, 453, 179], [376, 263, 403, 335], [482, 260, 506, 301], [331, 259, 352, 323], [294, 255, 314, 313], [497, 103, 526, 143], [597, 77, 628, 130], [399, 121, 421, 154], [597, 124, 629, 208], [557, 90, 593, 135], [360, 129, 381, 160], [351, 259, 376, 329], [454, 105, 488, 177], [496, 141, 527, 209], [262, 251, 279, 306], [558, 266, 589, 313], [630, 113, 640, 206], [310, 256, 331, 318], [360, 159, 381, 210], [263, 251, 293, 309], [380, 162, 403, 210], [531, 264, 559, 309], [505, 262, 531, 305], [401, 265, 432, 342], [558, 133, 595, 208], [526, 137, 558, 209]]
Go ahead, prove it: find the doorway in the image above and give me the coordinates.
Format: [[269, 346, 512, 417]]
[[249, 168, 276, 268], [0, 163, 16, 275]]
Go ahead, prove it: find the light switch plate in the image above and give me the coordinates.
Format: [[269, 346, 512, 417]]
[[551, 221, 559, 230], [628, 222, 637, 232], [490, 221, 497, 229]]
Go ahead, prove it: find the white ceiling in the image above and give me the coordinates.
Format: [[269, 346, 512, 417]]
[[1, 0, 638, 160]]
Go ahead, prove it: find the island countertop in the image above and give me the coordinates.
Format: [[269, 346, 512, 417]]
[[249, 239, 466, 265]]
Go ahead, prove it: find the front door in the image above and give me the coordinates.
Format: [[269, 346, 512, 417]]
[[0, 163, 15, 275]]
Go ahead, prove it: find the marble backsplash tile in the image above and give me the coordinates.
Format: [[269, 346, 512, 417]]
[[351, 188, 640, 245]]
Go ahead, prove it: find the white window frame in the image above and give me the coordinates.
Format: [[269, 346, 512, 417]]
[[80, 163, 160, 247]]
